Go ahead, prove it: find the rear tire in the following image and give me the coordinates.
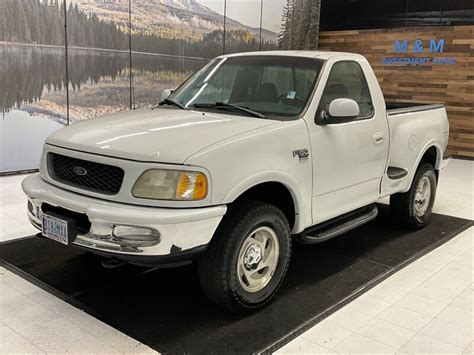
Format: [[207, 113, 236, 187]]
[[390, 163, 437, 229], [197, 200, 291, 313]]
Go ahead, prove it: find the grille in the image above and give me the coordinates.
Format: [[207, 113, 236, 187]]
[[48, 153, 124, 195]]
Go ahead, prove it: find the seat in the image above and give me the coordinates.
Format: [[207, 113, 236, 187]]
[[255, 82, 280, 102]]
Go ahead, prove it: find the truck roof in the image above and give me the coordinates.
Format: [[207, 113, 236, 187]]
[[219, 50, 366, 61]]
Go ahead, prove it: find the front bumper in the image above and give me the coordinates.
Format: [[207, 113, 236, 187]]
[[22, 174, 226, 262]]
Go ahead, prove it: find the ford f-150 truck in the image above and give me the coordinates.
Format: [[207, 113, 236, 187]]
[[23, 51, 450, 312]]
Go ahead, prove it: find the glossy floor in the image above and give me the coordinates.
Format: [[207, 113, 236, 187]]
[[0, 159, 472, 354]]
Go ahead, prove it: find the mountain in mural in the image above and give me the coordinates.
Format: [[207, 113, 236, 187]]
[[69, 0, 278, 42]]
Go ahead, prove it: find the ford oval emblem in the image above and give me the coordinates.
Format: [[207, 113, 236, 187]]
[[73, 166, 87, 176]]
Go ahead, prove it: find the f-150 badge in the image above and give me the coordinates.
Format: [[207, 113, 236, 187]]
[[292, 148, 309, 161]]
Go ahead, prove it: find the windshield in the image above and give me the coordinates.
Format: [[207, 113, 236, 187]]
[[170, 56, 324, 119]]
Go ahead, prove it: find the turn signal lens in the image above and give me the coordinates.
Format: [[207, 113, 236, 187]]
[[175, 172, 207, 200]]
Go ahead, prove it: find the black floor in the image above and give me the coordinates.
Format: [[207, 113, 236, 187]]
[[0, 206, 471, 354]]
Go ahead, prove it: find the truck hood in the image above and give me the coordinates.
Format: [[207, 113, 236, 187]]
[[46, 108, 278, 164]]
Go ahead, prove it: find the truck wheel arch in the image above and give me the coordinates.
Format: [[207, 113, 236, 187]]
[[405, 143, 442, 192], [222, 173, 307, 234]]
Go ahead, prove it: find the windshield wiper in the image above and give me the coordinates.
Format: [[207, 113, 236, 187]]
[[156, 98, 187, 110], [192, 102, 265, 118]]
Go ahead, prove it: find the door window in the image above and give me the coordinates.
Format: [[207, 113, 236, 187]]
[[320, 61, 374, 119]]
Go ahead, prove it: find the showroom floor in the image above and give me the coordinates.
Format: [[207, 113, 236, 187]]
[[0, 159, 472, 354]]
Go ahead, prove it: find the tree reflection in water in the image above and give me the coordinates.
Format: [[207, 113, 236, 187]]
[[0, 44, 207, 120]]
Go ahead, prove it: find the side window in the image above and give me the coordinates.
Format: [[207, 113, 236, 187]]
[[320, 61, 374, 119]]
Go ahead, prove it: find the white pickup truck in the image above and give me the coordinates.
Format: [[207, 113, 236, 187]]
[[23, 51, 450, 312]]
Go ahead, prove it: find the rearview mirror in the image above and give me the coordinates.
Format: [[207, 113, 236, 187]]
[[316, 98, 360, 125], [160, 89, 172, 102]]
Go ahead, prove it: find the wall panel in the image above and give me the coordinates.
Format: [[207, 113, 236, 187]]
[[319, 25, 474, 158], [66, 0, 131, 121]]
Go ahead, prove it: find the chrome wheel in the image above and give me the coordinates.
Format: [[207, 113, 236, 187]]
[[237, 226, 280, 293], [414, 175, 431, 219]]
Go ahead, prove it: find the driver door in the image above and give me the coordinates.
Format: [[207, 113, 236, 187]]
[[309, 60, 389, 224]]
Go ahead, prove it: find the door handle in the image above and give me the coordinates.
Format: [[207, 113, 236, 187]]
[[373, 132, 384, 144]]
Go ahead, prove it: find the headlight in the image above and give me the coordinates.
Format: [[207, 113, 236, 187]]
[[132, 169, 208, 201]]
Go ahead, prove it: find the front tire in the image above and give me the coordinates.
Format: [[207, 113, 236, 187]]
[[390, 163, 437, 229], [198, 200, 291, 313]]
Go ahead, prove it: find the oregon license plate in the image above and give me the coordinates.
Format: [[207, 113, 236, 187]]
[[42, 213, 74, 245]]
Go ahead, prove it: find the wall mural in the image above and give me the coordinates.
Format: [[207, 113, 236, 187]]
[[0, 0, 321, 173], [0, 0, 69, 173], [3, 1, 470, 170], [278, 0, 321, 49]]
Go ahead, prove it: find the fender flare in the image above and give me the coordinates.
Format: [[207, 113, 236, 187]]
[[222, 171, 309, 233], [404, 140, 442, 193]]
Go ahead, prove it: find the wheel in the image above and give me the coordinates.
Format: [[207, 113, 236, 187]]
[[197, 200, 291, 313], [390, 163, 437, 229]]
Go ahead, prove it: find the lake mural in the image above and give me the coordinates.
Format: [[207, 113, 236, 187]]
[[0, 0, 322, 173]]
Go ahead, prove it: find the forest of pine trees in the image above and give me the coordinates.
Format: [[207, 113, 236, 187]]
[[0, 0, 127, 49], [278, 0, 321, 50], [0, 0, 277, 58]]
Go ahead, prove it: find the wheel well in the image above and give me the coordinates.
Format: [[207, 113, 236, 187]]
[[420, 146, 438, 168], [419, 146, 439, 180], [232, 182, 296, 230]]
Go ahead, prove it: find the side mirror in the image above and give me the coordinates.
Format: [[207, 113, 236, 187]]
[[316, 98, 360, 125], [160, 89, 172, 102]]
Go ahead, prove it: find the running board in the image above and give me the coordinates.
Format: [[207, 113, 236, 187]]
[[296, 205, 378, 244]]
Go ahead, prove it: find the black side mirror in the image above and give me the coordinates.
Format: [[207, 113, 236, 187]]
[[315, 110, 330, 125]]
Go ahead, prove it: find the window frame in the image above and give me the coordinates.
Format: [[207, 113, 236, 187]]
[[318, 60, 375, 121]]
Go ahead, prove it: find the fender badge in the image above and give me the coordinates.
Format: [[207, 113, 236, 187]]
[[292, 149, 309, 161]]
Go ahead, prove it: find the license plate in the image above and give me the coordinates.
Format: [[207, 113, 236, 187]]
[[42, 213, 75, 245]]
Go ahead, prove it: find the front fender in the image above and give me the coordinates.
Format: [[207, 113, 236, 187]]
[[223, 171, 310, 233], [185, 120, 313, 234]]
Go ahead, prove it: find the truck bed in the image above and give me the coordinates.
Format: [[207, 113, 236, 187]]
[[381, 101, 449, 198], [386, 102, 444, 116]]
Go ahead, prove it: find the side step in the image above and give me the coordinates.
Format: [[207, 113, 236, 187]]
[[296, 205, 378, 244]]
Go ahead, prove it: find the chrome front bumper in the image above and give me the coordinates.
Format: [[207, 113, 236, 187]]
[[23, 174, 226, 259]]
